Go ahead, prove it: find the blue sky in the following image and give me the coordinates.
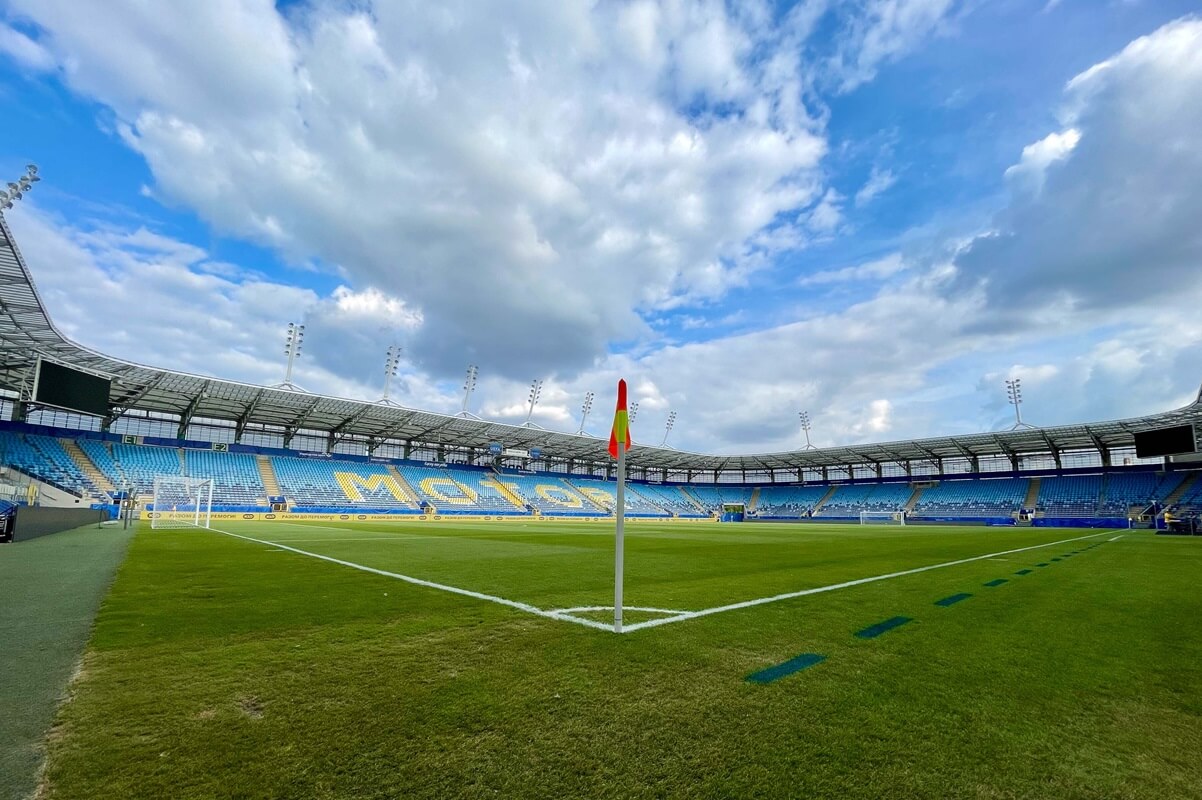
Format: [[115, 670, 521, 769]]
[[1, 0, 1200, 453]]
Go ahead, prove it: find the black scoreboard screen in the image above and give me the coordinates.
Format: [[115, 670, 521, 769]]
[[32, 359, 111, 417], [1133, 424, 1197, 458]]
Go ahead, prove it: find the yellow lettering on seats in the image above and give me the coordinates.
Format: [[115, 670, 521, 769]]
[[420, 477, 477, 504], [536, 484, 584, 508], [576, 486, 614, 509], [335, 472, 409, 503]]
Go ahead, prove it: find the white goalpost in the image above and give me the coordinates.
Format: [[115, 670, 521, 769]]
[[859, 509, 906, 526], [150, 475, 214, 530]]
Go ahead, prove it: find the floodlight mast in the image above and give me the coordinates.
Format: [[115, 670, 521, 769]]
[[661, 410, 677, 447], [0, 164, 41, 211], [629, 402, 639, 424], [457, 365, 482, 420], [1005, 378, 1035, 430], [522, 379, 544, 428], [799, 411, 817, 450], [380, 345, 403, 405], [273, 322, 307, 391], [576, 391, 595, 435]]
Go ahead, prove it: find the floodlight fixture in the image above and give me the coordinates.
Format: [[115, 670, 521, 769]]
[[1005, 377, 1035, 430], [799, 410, 816, 450], [523, 379, 544, 426], [380, 345, 404, 405], [576, 391, 595, 435], [661, 410, 678, 447], [273, 322, 307, 391], [457, 364, 481, 419]]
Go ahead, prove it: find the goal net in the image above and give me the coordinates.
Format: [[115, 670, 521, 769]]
[[150, 476, 214, 530], [859, 510, 906, 526]]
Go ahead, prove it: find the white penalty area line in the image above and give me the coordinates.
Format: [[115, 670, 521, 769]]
[[618, 529, 1115, 633], [209, 526, 1113, 636], [208, 527, 614, 633]]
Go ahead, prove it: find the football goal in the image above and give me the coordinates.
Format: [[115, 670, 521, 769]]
[[150, 475, 214, 530], [859, 510, 906, 526]]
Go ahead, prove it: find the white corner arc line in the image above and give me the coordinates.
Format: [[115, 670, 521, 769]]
[[208, 526, 613, 632], [618, 530, 1115, 633]]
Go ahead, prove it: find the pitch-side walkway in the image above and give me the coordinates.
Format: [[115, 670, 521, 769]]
[[0, 525, 133, 800]]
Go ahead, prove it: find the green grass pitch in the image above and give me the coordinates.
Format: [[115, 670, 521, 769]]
[[39, 520, 1202, 798]]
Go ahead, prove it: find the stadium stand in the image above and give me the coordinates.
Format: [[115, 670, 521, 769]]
[[815, 483, 913, 519], [497, 474, 597, 516], [1098, 472, 1184, 516], [566, 477, 670, 517], [273, 457, 417, 512], [184, 450, 265, 507], [909, 477, 1028, 519], [0, 431, 91, 497], [110, 442, 183, 494], [754, 485, 831, 518], [688, 485, 753, 514], [1036, 475, 1104, 517]]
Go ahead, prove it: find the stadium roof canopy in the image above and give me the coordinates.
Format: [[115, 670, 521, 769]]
[[3, 211, 1201, 477]]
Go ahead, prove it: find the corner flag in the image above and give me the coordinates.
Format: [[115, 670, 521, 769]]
[[608, 379, 632, 458], [609, 379, 632, 632]]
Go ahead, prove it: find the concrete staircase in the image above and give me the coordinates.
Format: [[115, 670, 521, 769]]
[[255, 455, 281, 497], [903, 485, 925, 513], [564, 479, 613, 514], [748, 487, 761, 512], [1023, 477, 1042, 509], [680, 486, 709, 515], [485, 472, 530, 510], [177, 448, 187, 474], [810, 485, 838, 515], [385, 465, 422, 507], [1164, 472, 1197, 506], [61, 439, 115, 498]]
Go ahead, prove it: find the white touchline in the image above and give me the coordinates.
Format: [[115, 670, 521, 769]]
[[618, 530, 1115, 633], [210, 526, 1112, 635], [1109, 535, 1124, 542], [208, 526, 613, 633]]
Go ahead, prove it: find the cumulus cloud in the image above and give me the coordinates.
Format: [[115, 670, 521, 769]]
[[953, 17, 1202, 316], [828, 0, 959, 92], [0, 22, 54, 71], [800, 252, 906, 286]]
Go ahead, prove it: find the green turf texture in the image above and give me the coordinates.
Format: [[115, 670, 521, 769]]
[[0, 524, 133, 800], [35, 521, 1202, 799]]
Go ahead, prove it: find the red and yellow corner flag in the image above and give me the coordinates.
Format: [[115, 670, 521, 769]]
[[608, 379, 633, 459]]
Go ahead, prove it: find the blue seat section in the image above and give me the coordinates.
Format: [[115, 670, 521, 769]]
[[273, 457, 418, 510], [184, 450, 265, 506], [109, 442, 183, 494], [1036, 475, 1103, 517], [564, 477, 670, 517], [496, 475, 597, 515], [630, 483, 704, 516], [397, 466, 525, 514], [79, 440, 122, 486], [755, 485, 830, 518], [815, 483, 914, 519], [0, 432, 90, 495], [688, 486, 753, 514], [1172, 477, 1202, 513], [912, 478, 1027, 518], [1100, 472, 1184, 516]]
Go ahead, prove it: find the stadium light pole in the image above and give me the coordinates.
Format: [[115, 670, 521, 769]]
[[380, 345, 403, 405], [523, 379, 544, 427], [457, 365, 481, 419], [274, 322, 306, 391], [1005, 378, 1035, 430], [799, 411, 817, 450], [661, 410, 677, 447], [629, 401, 639, 424], [576, 391, 594, 435], [0, 164, 40, 211]]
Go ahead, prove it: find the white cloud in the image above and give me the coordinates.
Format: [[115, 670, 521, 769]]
[[854, 165, 898, 206], [1003, 128, 1080, 193], [0, 23, 54, 71], [800, 252, 907, 286], [829, 0, 958, 92]]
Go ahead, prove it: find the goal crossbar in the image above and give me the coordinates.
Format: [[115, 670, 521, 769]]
[[150, 475, 214, 529], [859, 510, 906, 526]]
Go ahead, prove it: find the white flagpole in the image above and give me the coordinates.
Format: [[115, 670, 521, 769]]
[[614, 439, 626, 633]]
